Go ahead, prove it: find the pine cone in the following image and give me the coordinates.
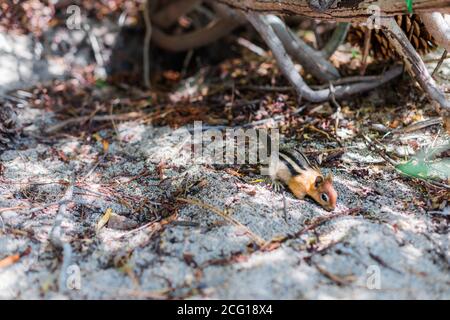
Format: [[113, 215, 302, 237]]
[[347, 15, 437, 60], [0, 101, 18, 152]]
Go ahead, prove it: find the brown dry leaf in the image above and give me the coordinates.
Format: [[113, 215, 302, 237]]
[[0, 254, 20, 269], [389, 119, 401, 129], [0, 247, 31, 269], [444, 114, 450, 135], [96, 208, 113, 232], [236, 182, 257, 196], [225, 168, 243, 177], [262, 242, 281, 251], [93, 133, 109, 153], [102, 140, 110, 153], [183, 253, 197, 267], [156, 160, 167, 180], [55, 149, 69, 162], [162, 70, 181, 82], [315, 263, 356, 286]]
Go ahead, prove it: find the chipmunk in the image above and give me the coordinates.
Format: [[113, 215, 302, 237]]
[[269, 148, 337, 211]]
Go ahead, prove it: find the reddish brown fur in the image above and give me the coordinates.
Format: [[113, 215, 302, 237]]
[[288, 170, 337, 211]]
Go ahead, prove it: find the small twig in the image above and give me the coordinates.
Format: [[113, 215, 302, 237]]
[[236, 37, 267, 57], [362, 134, 398, 166], [394, 117, 443, 134], [369, 252, 402, 274], [172, 220, 200, 227], [307, 124, 333, 141], [328, 81, 343, 144], [310, 74, 381, 89], [181, 49, 194, 78], [28, 199, 71, 214], [50, 174, 76, 293], [381, 17, 450, 110], [321, 22, 350, 59], [143, 0, 152, 89], [360, 27, 372, 75], [0, 205, 29, 213], [282, 193, 288, 223], [242, 74, 382, 92], [0, 215, 5, 233], [83, 23, 106, 78], [314, 262, 354, 286], [374, 117, 443, 139], [262, 208, 361, 250], [114, 214, 176, 240], [44, 112, 143, 134], [432, 50, 448, 78], [0, 199, 75, 216], [238, 85, 293, 92], [176, 197, 266, 247], [81, 153, 108, 182], [115, 219, 160, 239]]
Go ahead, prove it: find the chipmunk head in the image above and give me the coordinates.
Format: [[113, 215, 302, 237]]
[[312, 173, 337, 211]]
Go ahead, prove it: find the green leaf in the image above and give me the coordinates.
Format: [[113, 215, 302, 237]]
[[405, 0, 414, 13], [95, 78, 108, 88], [396, 158, 450, 181], [396, 159, 429, 179]]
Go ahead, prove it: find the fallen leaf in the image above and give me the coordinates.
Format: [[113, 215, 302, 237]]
[[107, 213, 138, 230], [156, 160, 167, 180], [0, 254, 20, 269], [444, 114, 450, 135], [225, 168, 243, 177], [96, 208, 113, 232], [0, 247, 31, 269], [102, 140, 109, 153]]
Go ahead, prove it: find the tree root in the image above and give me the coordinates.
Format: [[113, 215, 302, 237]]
[[321, 22, 350, 59], [247, 12, 402, 103], [152, 17, 241, 52], [381, 18, 450, 111], [143, 0, 152, 88], [150, 1, 448, 107], [152, 0, 201, 29], [420, 13, 450, 52], [151, 2, 244, 52], [266, 15, 340, 82]]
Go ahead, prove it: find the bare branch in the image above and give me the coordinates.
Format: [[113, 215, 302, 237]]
[[144, 0, 152, 89], [420, 12, 450, 52], [381, 17, 450, 110], [152, 17, 242, 52], [321, 22, 350, 59], [152, 0, 201, 29], [218, 0, 450, 22], [247, 12, 402, 103], [267, 15, 340, 81]]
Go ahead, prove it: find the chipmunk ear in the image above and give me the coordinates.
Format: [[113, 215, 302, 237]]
[[314, 175, 324, 189], [325, 173, 333, 182]]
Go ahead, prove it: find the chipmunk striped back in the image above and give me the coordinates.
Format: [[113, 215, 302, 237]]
[[278, 148, 320, 176]]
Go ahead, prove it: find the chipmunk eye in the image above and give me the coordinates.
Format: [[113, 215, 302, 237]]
[[321, 193, 329, 203]]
